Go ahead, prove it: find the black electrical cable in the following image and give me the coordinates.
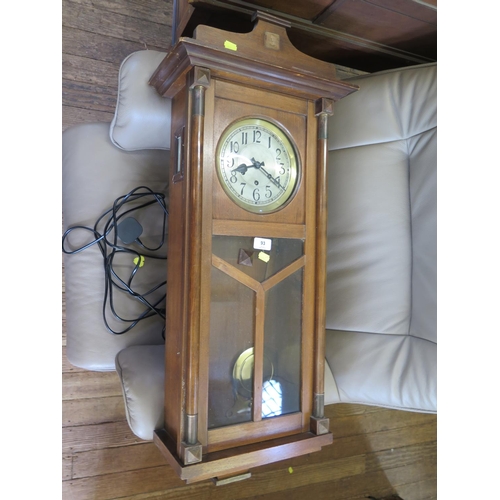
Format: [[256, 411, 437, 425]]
[[62, 186, 168, 337]]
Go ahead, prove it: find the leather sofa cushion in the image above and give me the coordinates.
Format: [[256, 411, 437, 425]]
[[324, 63, 436, 412], [326, 63, 436, 341], [324, 331, 436, 412], [62, 122, 169, 370], [115, 345, 165, 440], [326, 141, 413, 334], [327, 62, 436, 149], [110, 50, 172, 151]]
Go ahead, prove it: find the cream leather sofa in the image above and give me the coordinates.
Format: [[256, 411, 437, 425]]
[[324, 65, 436, 412], [62, 51, 436, 440]]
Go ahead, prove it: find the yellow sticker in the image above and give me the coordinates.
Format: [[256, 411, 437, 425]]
[[288, 467, 294, 474], [133, 256, 145, 268], [258, 251, 270, 263], [224, 40, 237, 51]]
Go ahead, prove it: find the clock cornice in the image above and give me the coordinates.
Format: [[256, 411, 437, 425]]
[[149, 15, 358, 101]]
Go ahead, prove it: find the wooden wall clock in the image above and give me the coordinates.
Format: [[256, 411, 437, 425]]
[[149, 11, 358, 484]]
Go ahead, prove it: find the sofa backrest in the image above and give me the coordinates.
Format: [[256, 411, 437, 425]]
[[326, 63, 437, 345]]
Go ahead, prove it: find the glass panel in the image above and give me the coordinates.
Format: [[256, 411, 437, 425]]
[[208, 267, 255, 428], [212, 235, 303, 283], [262, 269, 303, 418]]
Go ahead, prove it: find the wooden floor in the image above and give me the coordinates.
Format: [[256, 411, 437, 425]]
[[62, 1, 437, 498]]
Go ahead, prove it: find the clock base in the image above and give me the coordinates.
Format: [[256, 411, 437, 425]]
[[154, 428, 333, 484]]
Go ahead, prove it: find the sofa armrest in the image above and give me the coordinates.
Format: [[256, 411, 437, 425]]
[[115, 345, 165, 440]]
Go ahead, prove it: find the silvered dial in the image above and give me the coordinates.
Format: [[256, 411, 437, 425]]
[[216, 118, 299, 214]]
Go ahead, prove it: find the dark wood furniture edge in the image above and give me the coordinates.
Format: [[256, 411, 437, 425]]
[[312, 0, 350, 25], [186, 0, 436, 65]]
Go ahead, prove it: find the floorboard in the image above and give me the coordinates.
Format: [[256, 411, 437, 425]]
[[62, 1, 437, 499]]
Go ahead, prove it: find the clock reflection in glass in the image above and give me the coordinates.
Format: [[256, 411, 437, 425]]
[[216, 118, 300, 214]]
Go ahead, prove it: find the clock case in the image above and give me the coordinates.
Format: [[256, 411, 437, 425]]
[[149, 12, 358, 484]]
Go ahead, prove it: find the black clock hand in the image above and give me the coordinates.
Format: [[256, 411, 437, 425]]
[[261, 166, 285, 192], [232, 163, 253, 175], [232, 159, 266, 176], [250, 158, 285, 192]]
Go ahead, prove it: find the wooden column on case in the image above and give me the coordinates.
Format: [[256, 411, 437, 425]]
[[311, 97, 334, 436], [181, 68, 211, 464], [161, 67, 211, 466]]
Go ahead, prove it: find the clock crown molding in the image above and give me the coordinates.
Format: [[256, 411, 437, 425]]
[[149, 14, 359, 101]]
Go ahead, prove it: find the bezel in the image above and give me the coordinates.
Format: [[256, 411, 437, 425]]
[[215, 117, 301, 214]]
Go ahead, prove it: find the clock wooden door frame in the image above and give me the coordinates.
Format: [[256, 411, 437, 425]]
[[149, 12, 358, 484]]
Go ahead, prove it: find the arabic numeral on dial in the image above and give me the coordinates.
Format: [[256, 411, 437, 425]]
[[231, 141, 240, 153], [253, 188, 260, 201], [241, 132, 248, 145], [265, 185, 273, 199], [240, 183, 246, 195], [276, 148, 281, 161], [230, 172, 237, 183], [253, 130, 261, 143], [279, 164, 285, 175], [226, 157, 235, 168], [268, 136, 272, 148]]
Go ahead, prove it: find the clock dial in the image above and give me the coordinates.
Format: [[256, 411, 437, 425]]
[[216, 118, 299, 214]]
